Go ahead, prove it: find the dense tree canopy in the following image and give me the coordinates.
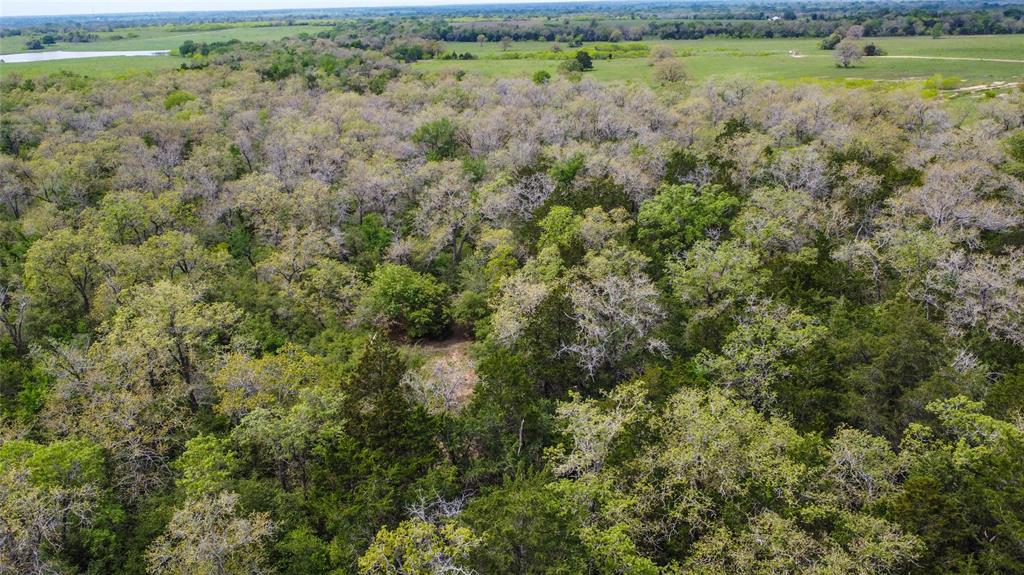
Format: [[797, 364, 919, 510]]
[[1, 20, 1024, 575]]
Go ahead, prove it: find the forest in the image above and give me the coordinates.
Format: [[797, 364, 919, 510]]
[[5, 1, 1024, 46], [2, 3, 1024, 575]]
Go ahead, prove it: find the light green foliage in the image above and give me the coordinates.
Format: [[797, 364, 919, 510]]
[[698, 299, 827, 410], [231, 384, 347, 494], [293, 258, 366, 326], [637, 184, 740, 262], [0, 438, 105, 488], [24, 227, 109, 315], [1, 13, 1023, 575], [174, 434, 237, 497], [686, 510, 921, 574], [106, 230, 229, 293], [276, 527, 332, 575], [546, 385, 922, 573], [550, 381, 649, 477], [94, 280, 243, 389], [213, 344, 326, 420], [537, 205, 583, 254], [147, 491, 275, 575], [669, 239, 768, 319], [922, 74, 961, 90], [163, 90, 197, 110], [362, 264, 450, 339], [359, 519, 479, 575], [0, 439, 112, 575]]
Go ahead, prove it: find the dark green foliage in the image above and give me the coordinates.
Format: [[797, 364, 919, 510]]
[[820, 32, 842, 49], [344, 335, 434, 454], [574, 50, 593, 70], [455, 344, 556, 478], [890, 398, 1024, 573], [828, 299, 946, 439], [462, 473, 587, 574]]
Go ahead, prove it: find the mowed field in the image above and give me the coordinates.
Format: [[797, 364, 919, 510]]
[[0, 23, 334, 78], [417, 35, 1024, 86]]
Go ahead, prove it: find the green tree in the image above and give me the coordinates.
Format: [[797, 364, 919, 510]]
[[147, 491, 275, 575], [174, 434, 237, 498], [24, 227, 109, 316], [411, 118, 460, 161], [362, 264, 450, 339], [574, 50, 593, 70], [0, 439, 118, 575], [892, 397, 1024, 573], [698, 298, 827, 411], [462, 473, 587, 574], [359, 518, 479, 575], [637, 184, 740, 266]]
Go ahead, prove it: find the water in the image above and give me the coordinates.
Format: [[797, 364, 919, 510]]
[[0, 50, 170, 63]]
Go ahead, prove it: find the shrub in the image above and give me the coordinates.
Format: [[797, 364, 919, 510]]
[[559, 59, 583, 74], [363, 264, 450, 339], [649, 45, 676, 62], [863, 43, 887, 56], [164, 90, 197, 110], [412, 118, 460, 161], [833, 40, 863, 68], [654, 58, 689, 84], [820, 32, 842, 50], [574, 50, 593, 70], [922, 74, 961, 90]]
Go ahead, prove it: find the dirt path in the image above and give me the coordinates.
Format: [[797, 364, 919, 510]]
[[945, 81, 1021, 93], [877, 55, 1024, 64], [407, 334, 478, 411], [787, 53, 1024, 64]]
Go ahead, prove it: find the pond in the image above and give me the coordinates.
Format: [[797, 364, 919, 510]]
[[0, 50, 171, 63]]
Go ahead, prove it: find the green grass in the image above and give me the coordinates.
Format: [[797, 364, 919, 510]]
[[0, 23, 335, 79], [0, 55, 186, 79], [418, 35, 1024, 86], [0, 23, 333, 54], [4, 30, 1021, 86]]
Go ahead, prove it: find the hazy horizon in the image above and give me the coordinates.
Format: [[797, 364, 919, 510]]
[[4, 0, 614, 18]]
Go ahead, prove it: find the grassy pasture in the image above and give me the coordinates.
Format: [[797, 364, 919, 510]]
[[419, 35, 1024, 86], [0, 55, 186, 79], [0, 23, 334, 54], [0, 23, 334, 78], [2, 29, 1021, 87]]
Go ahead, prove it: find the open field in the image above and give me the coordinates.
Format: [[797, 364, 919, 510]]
[[0, 23, 333, 78], [0, 55, 186, 78], [2, 30, 1022, 86], [0, 23, 334, 54], [418, 35, 1024, 85]]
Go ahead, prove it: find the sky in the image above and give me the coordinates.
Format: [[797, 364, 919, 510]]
[[3, 0, 591, 18]]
